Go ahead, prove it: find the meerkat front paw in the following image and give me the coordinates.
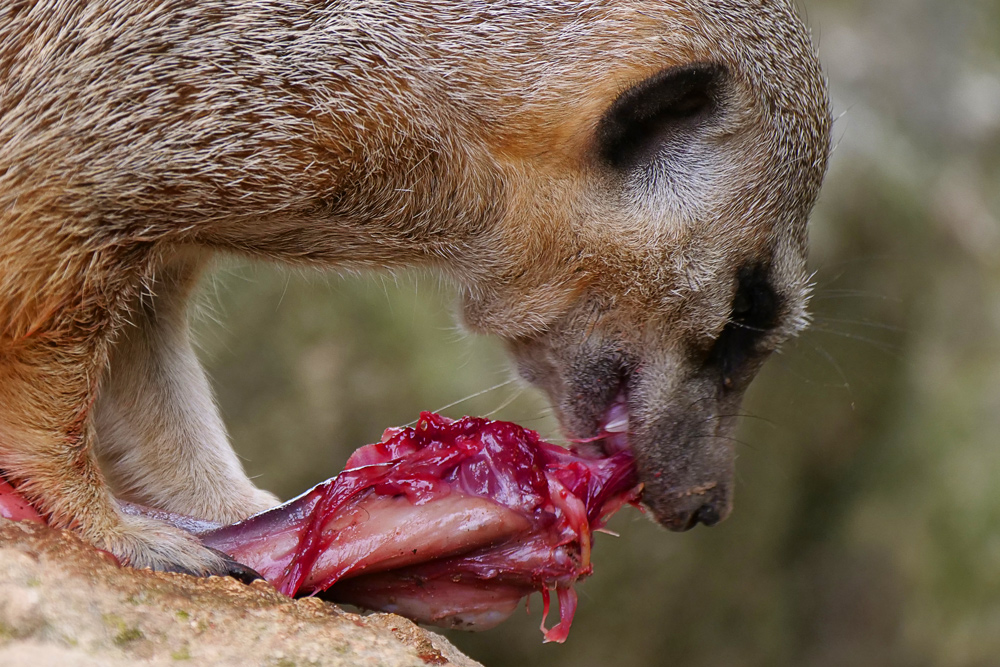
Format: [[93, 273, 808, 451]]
[[247, 488, 281, 515], [96, 513, 244, 577], [142, 486, 282, 526], [198, 487, 281, 525]]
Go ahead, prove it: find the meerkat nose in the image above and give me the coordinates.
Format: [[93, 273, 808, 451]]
[[672, 502, 722, 531], [691, 503, 721, 527], [656, 487, 730, 532]]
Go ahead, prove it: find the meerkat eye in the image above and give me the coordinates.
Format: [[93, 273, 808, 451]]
[[704, 264, 780, 386], [596, 62, 724, 170], [730, 265, 778, 330]]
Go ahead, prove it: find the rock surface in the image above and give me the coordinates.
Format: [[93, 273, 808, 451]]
[[0, 518, 482, 666]]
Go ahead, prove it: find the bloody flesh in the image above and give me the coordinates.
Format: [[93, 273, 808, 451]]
[[0, 478, 43, 524], [0, 413, 640, 642], [203, 413, 640, 641]]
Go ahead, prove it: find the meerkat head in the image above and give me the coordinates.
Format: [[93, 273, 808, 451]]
[[453, 1, 831, 530]]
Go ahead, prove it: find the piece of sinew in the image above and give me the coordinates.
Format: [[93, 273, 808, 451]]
[[201, 412, 641, 642]]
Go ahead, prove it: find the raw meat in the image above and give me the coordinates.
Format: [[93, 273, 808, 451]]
[[201, 412, 640, 641]]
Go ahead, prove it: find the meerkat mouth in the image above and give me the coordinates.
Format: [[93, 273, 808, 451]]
[[597, 391, 631, 455]]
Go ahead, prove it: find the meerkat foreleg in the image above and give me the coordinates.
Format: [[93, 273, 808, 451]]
[[94, 250, 279, 523], [0, 252, 230, 574]]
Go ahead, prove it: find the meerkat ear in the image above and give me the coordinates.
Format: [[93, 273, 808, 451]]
[[596, 62, 725, 171]]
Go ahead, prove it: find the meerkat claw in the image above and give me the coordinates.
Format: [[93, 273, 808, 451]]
[[204, 548, 264, 585]]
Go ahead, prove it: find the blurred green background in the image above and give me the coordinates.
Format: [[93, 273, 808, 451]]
[[191, 1, 1000, 665]]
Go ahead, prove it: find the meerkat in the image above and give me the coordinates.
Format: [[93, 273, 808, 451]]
[[0, 0, 831, 576]]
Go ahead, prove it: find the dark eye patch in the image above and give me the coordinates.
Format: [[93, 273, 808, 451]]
[[597, 62, 724, 170], [730, 265, 778, 330], [704, 264, 780, 387]]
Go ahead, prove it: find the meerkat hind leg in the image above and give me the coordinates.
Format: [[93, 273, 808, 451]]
[[95, 252, 279, 524]]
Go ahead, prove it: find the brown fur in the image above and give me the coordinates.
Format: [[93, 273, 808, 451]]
[[0, 0, 830, 572]]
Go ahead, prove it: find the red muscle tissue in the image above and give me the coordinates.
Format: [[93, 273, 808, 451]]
[[0, 413, 641, 642]]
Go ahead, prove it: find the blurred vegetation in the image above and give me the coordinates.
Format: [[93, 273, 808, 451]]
[[192, 1, 1000, 665]]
